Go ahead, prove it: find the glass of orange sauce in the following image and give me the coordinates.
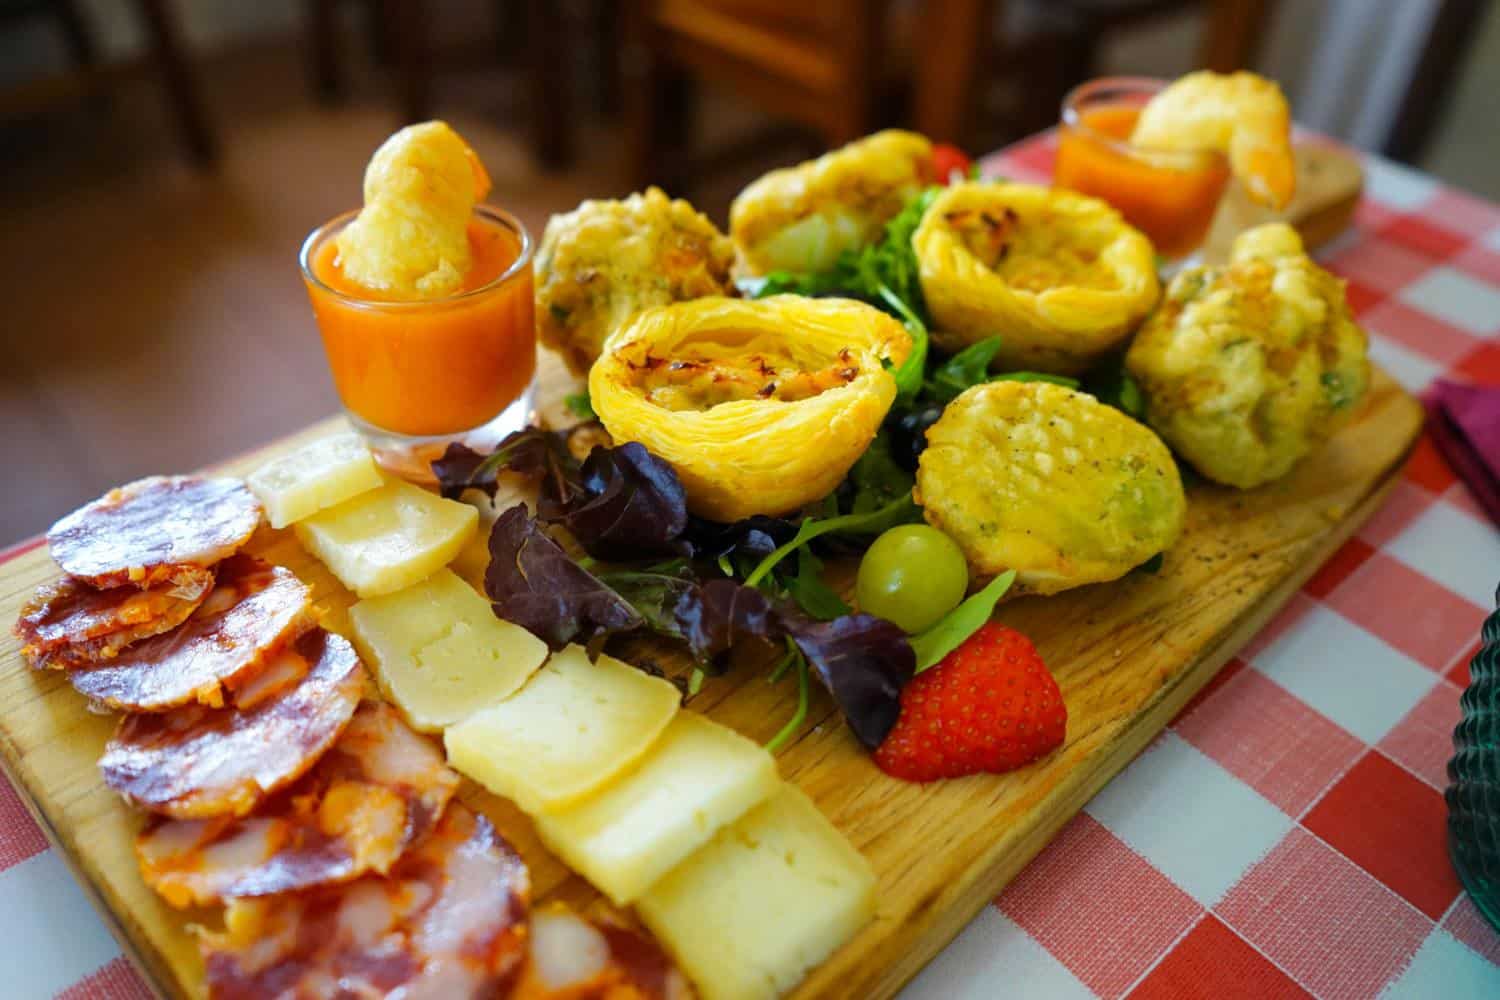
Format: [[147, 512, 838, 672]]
[[300, 206, 535, 479], [1054, 76, 1231, 260]]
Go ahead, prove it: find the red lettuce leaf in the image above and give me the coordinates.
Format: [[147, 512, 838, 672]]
[[484, 504, 643, 650], [432, 428, 580, 502], [546, 443, 689, 561], [780, 611, 914, 749], [672, 578, 779, 671]]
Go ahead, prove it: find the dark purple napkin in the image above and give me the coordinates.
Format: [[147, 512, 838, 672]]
[[1423, 378, 1500, 526]]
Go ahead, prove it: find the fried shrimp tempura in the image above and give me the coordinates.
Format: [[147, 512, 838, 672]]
[[335, 120, 492, 300]]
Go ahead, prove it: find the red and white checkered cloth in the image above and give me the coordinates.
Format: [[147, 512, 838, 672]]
[[3, 133, 1499, 999]]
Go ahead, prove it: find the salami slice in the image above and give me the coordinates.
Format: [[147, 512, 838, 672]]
[[99, 629, 365, 819], [14, 570, 214, 670], [199, 803, 529, 1000], [67, 555, 313, 712], [513, 905, 694, 1000], [48, 476, 262, 590], [136, 701, 459, 907]]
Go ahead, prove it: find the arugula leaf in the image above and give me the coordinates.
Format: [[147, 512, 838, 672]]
[[564, 390, 596, 420], [925, 337, 1081, 404], [783, 549, 850, 621], [763, 645, 811, 753], [743, 493, 920, 588], [846, 430, 913, 515], [1083, 357, 1146, 419], [909, 570, 1017, 672]]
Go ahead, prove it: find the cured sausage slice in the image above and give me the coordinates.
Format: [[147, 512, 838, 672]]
[[199, 803, 529, 1000], [513, 905, 694, 1000], [15, 570, 214, 670], [67, 555, 313, 712], [136, 702, 458, 907], [48, 476, 262, 590], [99, 630, 365, 819]]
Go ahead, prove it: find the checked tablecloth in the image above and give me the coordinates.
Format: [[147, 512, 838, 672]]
[[3, 132, 1500, 1000]]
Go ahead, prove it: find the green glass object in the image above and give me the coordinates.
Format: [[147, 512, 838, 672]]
[[1448, 585, 1500, 932]]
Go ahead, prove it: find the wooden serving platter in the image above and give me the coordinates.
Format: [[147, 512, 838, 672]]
[[0, 353, 1421, 1000]]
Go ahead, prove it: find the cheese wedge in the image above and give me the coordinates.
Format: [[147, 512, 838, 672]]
[[247, 432, 383, 529], [535, 712, 779, 905], [636, 784, 876, 1000], [445, 644, 680, 814], [294, 478, 476, 598], [349, 569, 547, 732]]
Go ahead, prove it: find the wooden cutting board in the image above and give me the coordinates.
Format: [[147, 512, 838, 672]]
[[0, 351, 1421, 1000]]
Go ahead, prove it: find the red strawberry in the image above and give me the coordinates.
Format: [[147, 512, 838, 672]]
[[874, 623, 1066, 782]]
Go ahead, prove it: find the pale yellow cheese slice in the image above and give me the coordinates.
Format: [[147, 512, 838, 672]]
[[535, 712, 779, 905], [247, 432, 383, 529], [348, 568, 547, 732], [636, 784, 876, 1000], [444, 644, 680, 814], [294, 478, 476, 598]]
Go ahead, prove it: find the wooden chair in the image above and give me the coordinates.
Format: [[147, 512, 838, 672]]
[[621, 0, 891, 191], [304, 0, 573, 168], [0, 0, 218, 166]]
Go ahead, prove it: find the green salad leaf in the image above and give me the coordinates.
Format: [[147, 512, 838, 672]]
[[909, 570, 1017, 672]]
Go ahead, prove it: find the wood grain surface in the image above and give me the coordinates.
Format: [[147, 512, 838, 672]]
[[0, 351, 1421, 1000]]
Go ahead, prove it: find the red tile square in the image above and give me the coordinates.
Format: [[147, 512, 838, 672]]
[[1381, 216, 1468, 260], [1454, 341, 1500, 387], [1442, 895, 1500, 965], [1217, 827, 1432, 999], [1378, 680, 1462, 789], [1170, 656, 1246, 725], [999, 812, 1201, 998], [1354, 198, 1397, 232], [1362, 300, 1482, 368], [1448, 637, 1481, 687], [1324, 551, 1487, 672], [1303, 537, 1377, 600], [1403, 433, 1459, 495], [1359, 480, 1439, 548], [1421, 189, 1500, 238], [999, 131, 1059, 179], [0, 776, 48, 872], [1453, 245, 1500, 286], [1176, 667, 1364, 815], [1325, 238, 1438, 291], [1302, 750, 1460, 919], [55, 957, 155, 1000], [1341, 278, 1385, 319], [1129, 915, 1313, 1000]]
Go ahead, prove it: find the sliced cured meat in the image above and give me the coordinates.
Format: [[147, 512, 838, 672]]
[[99, 629, 365, 819], [48, 475, 262, 590], [136, 701, 458, 907], [15, 570, 214, 670], [513, 905, 695, 1000], [200, 803, 529, 1000], [67, 555, 313, 712]]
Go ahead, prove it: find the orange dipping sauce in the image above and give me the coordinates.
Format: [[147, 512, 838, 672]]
[[1054, 103, 1230, 259], [303, 210, 535, 438]]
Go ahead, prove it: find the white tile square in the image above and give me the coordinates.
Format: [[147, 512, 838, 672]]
[[1250, 603, 1436, 744], [1086, 733, 1291, 906], [0, 851, 122, 999], [1483, 227, 1500, 253], [900, 907, 1094, 1000], [1368, 334, 1444, 393], [1386, 499, 1500, 610], [1398, 268, 1500, 337], [1362, 156, 1439, 211], [1380, 929, 1500, 999]]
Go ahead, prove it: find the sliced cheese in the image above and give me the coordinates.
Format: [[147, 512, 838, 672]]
[[535, 712, 779, 905], [636, 784, 876, 1000], [294, 478, 476, 598], [247, 432, 383, 529], [445, 644, 679, 814], [349, 569, 547, 731]]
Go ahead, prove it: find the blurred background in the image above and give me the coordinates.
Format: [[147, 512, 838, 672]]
[[0, 0, 1495, 544]]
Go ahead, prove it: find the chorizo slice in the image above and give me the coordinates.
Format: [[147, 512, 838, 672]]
[[136, 701, 458, 907], [14, 569, 214, 670], [67, 555, 314, 712], [199, 803, 529, 1000], [99, 629, 365, 819], [48, 476, 262, 590], [513, 904, 695, 1000]]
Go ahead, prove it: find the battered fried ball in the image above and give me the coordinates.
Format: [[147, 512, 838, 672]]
[[730, 130, 934, 276], [1125, 223, 1369, 489], [916, 381, 1185, 595], [536, 187, 735, 374], [913, 182, 1159, 375]]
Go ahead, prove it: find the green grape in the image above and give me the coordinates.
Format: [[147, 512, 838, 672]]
[[855, 525, 969, 633]]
